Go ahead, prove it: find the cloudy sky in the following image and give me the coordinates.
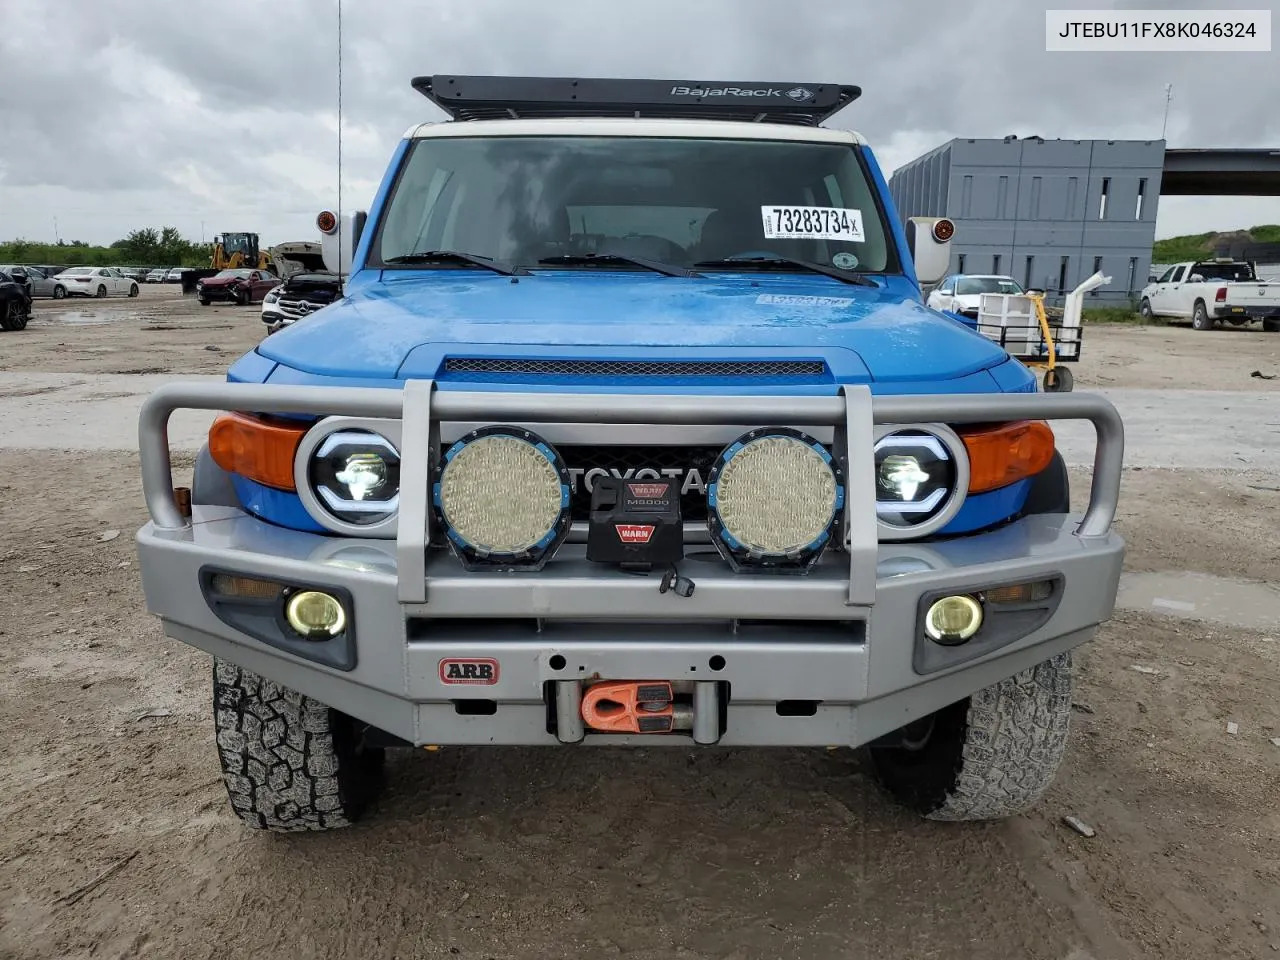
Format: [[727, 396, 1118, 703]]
[[1, 0, 1277, 247]]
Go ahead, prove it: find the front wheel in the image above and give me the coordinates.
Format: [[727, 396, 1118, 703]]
[[1192, 301, 1213, 330], [128, 284, 139, 297], [1262, 318, 1280, 333], [1139, 297, 1153, 319], [213, 659, 385, 832], [1, 300, 30, 331], [867, 652, 1074, 821], [53, 285, 66, 300], [199, 297, 210, 306]]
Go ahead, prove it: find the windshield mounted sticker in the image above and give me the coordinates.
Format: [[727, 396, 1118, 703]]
[[832, 252, 859, 270], [762, 205, 864, 243]]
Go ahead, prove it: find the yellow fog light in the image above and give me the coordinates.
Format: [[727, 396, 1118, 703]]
[[925, 595, 983, 644], [285, 590, 346, 639]]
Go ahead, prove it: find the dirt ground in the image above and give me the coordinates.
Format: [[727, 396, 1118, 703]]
[[1, 290, 1278, 960]]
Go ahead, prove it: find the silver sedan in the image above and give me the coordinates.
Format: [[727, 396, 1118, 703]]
[[0, 265, 68, 299]]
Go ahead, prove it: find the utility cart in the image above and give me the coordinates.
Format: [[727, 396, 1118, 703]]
[[975, 271, 1110, 392]]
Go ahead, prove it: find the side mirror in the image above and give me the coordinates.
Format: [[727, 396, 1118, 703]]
[[937, 287, 953, 296], [906, 217, 954, 286], [317, 209, 367, 276]]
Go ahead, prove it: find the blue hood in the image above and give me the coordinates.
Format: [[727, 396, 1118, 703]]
[[254, 270, 1010, 387]]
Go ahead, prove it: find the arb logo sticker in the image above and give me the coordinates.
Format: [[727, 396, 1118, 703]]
[[439, 658, 499, 684], [615, 524, 655, 544]]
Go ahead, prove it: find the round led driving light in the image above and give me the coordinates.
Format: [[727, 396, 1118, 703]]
[[309, 430, 401, 526], [706, 427, 844, 572], [924, 595, 983, 644], [433, 425, 572, 570], [285, 590, 346, 639]]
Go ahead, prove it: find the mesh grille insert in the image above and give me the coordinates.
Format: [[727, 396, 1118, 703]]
[[443, 358, 827, 378]]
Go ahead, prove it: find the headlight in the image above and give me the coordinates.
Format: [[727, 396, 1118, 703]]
[[706, 427, 843, 573], [264, 287, 281, 302], [873, 426, 968, 540], [433, 425, 572, 571], [308, 430, 400, 525]]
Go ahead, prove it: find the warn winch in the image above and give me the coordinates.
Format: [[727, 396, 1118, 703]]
[[585, 476, 683, 569]]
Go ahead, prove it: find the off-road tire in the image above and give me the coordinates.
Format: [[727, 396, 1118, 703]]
[[53, 284, 66, 299], [1, 301, 29, 331], [212, 659, 385, 832], [1139, 297, 1153, 319], [1192, 300, 1213, 330], [867, 652, 1074, 821]]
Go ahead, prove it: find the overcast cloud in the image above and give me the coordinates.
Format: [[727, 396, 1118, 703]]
[[1, 0, 1277, 247]]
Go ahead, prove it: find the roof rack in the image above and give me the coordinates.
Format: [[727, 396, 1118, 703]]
[[412, 75, 861, 127]]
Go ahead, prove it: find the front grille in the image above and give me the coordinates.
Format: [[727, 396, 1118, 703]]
[[442, 357, 828, 380], [276, 295, 335, 319], [559, 443, 723, 521]]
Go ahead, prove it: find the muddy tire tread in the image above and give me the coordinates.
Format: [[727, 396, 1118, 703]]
[[868, 653, 1073, 822], [212, 658, 381, 832], [927, 653, 1073, 821]]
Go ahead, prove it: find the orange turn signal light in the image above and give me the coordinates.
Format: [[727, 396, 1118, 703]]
[[208, 412, 307, 491], [959, 420, 1055, 494]]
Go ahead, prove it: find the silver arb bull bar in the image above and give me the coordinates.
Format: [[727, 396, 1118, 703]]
[[138, 381, 1123, 746], [138, 379, 1123, 595]]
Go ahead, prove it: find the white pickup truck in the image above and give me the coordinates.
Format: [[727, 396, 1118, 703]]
[[1139, 259, 1280, 332]]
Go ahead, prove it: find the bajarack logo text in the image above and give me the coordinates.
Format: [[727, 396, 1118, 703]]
[[670, 85, 784, 98]]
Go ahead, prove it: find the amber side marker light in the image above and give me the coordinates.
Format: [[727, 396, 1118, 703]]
[[209, 573, 284, 600], [316, 210, 338, 234], [983, 579, 1055, 604], [208, 412, 308, 491], [932, 218, 955, 243], [958, 420, 1055, 494]]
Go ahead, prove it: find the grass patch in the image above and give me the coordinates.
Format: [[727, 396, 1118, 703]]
[[1081, 306, 1163, 325], [1152, 223, 1280, 262]]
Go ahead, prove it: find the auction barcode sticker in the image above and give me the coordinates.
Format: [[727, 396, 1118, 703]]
[[761, 206, 865, 242]]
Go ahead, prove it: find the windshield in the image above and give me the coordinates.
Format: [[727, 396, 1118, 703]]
[[216, 269, 253, 279], [371, 135, 897, 273], [221, 234, 254, 254], [955, 276, 1023, 296]]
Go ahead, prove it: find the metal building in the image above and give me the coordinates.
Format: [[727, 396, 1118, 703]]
[[888, 137, 1166, 304]]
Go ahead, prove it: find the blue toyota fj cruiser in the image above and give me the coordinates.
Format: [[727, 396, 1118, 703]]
[[135, 76, 1125, 832]]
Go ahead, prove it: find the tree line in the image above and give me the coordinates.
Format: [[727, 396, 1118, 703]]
[[0, 227, 214, 268]]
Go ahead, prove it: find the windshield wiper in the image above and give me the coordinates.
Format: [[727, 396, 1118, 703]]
[[384, 251, 528, 276], [693, 254, 878, 287], [536, 252, 701, 278]]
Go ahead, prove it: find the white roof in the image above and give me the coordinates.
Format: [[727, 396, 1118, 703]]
[[404, 116, 867, 145]]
